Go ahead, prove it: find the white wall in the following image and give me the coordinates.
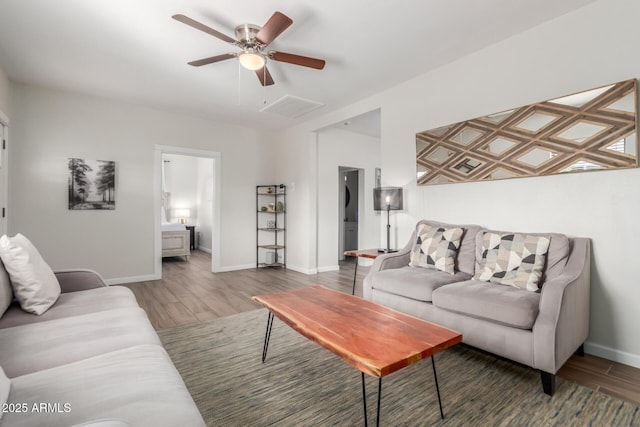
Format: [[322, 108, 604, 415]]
[[316, 128, 380, 271], [273, 0, 640, 367], [9, 83, 269, 281], [0, 64, 9, 116], [163, 153, 198, 223], [377, 0, 640, 367], [196, 157, 214, 252], [267, 130, 317, 273]]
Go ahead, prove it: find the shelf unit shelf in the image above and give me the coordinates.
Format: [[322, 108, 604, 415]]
[[256, 184, 286, 269]]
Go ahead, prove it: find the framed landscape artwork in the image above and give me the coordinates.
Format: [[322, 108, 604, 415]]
[[68, 158, 116, 210]]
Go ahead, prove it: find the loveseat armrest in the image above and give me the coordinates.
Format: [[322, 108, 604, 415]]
[[54, 269, 108, 293], [363, 249, 411, 300], [369, 248, 412, 273], [369, 227, 416, 274], [532, 238, 590, 374]]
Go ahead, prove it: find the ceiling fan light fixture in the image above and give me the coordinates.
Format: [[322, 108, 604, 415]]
[[239, 50, 266, 70]]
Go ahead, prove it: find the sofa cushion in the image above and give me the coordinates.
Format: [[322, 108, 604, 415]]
[[369, 266, 472, 302], [0, 366, 9, 422], [411, 220, 482, 276], [0, 234, 61, 315], [432, 280, 541, 329], [3, 344, 205, 427], [0, 260, 12, 318], [409, 224, 464, 274], [0, 307, 161, 378], [474, 232, 550, 291], [475, 229, 571, 286], [0, 286, 138, 329]]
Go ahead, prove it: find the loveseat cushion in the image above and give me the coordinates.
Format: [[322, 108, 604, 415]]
[[3, 344, 205, 427], [432, 280, 541, 329], [409, 224, 464, 274], [475, 229, 571, 286], [0, 307, 160, 377], [368, 266, 471, 302], [0, 286, 138, 329], [474, 232, 550, 291], [410, 220, 482, 276]]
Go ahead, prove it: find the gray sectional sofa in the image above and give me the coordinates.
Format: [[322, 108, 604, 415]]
[[0, 265, 205, 427], [363, 219, 591, 395]]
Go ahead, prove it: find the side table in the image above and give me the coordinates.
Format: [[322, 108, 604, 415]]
[[343, 248, 384, 295], [185, 225, 196, 250]]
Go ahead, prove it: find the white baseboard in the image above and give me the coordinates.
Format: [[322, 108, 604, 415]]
[[287, 265, 317, 275], [197, 246, 212, 254], [217, 263, 255, 272], [317, 265, 340, 273], [105, 274, 158, 286], [585, 341, 640, 369]]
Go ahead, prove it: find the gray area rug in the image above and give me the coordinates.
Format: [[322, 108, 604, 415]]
[[159, 309, 639, 426]]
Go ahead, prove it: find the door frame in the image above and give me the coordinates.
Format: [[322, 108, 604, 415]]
[[153, 145, 221, 277]]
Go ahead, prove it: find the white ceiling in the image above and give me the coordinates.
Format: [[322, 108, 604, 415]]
[[0, 0, 596, 131]]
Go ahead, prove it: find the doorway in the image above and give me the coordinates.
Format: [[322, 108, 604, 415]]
[[154, 145, 221, 278], [339, 167, 363, 260]]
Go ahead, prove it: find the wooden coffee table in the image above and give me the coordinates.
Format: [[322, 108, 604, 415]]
[[252, 285, 462, 426]]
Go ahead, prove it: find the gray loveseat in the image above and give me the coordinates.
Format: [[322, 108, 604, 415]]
[[363, 220, 590, 395], [0, 265, 205, 427]]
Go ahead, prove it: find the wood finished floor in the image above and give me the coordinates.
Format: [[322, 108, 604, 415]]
[[121, 250, 640, 407]]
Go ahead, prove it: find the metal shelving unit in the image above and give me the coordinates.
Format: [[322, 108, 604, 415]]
[[256, 184, 286, 269]]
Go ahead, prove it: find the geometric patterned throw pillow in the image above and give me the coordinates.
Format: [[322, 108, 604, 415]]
[[473, 232, 551, 291], [409, 224, 464, 274]]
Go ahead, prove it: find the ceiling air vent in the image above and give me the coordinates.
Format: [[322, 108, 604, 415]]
[[260, 95, 324, 118]]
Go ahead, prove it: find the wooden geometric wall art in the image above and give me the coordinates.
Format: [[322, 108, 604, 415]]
[[416, 79, 638, 185]]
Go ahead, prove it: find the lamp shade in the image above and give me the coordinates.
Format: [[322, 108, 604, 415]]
[[173, 208, 191, 218], [373, 187, 403, 211]]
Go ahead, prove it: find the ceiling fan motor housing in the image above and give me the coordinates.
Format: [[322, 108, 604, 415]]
[[235, 24, 262, 48]]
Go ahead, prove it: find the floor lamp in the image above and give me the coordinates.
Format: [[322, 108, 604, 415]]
[[373, 187, 403, 253]]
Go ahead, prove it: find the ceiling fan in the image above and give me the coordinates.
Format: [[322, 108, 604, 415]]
[[172, 11, 326, 86]]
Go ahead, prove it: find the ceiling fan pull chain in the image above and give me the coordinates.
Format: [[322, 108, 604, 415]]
[[237, 60, 242, 105], [263, 66, 267, 105]]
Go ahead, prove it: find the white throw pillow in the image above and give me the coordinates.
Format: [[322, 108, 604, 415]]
[[0, 366, 10, 421], [0, 234, 61, 315]]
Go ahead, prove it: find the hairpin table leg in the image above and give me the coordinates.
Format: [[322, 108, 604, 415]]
[[352, 261, 358, 295], [432, 355, 444, 419], [261, 311, 274, 363], [360, 373, 383, 427]]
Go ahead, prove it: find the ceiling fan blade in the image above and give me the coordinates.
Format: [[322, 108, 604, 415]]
[[255, 11, 293, 45], [172, 14, 236, 44], [270, 51, 325, 70], [255, 66, 275, 86], [188, 53, 235, 67]]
